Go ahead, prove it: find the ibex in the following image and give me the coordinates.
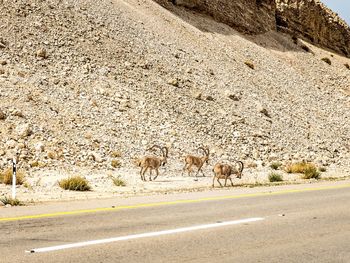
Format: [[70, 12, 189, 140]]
[[182, 146, 210, 177], [137, 145, 169, 181], [212, 160, 244, 187]]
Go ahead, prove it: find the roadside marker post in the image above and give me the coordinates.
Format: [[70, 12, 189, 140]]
[[12, 157, 17, 199]]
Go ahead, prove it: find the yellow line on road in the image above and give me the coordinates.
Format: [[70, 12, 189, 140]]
[[1, 183, 349, 222]]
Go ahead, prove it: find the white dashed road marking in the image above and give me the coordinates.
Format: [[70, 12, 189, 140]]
[[26, 217, 264, 253]]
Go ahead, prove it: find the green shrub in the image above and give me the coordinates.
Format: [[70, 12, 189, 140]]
[[59, 176, 91, 191], [0, 168, 25, 185], [111, 176, 126, 187], [302, 166, 320, 179], [268, 172, 283, 182], [270, 162, 282, 170], [321, 57, 331, 65], [0, 196, 23, 206]]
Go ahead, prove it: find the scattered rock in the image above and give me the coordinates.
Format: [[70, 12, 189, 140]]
[[228, 94, 240, 101], [6, 140, 17, 149], [193, 92, 202, 100], [90, 152, 103, 163], [206, 95, 215, 101], [244, 60, 255, 69], [15, 124, 32, 138], [35, 142, 45, 152], [36, 48, 48, 59], [167, 78, 179, 87], [12, 109, 24, 118], [0, 110, 6, 120], [0, 39, 6, 48], [258, 106, 271, 118]]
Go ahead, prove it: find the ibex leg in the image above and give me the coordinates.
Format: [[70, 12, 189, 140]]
[[212, 176, 216, 187], [217, 178, 223, 187], [153, 169, 159, 180], [181, 163, 188, 176], [187, 164, 193, 177], [195, 165, 202, 178], [140, 167, 145, 181], [229, 177, 234, 187], [149, 169, 153, 181], [143, 167, 149, 181]]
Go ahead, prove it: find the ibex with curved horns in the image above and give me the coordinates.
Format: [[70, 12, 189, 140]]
[[182, 146, 210, 177], [137, 145, 169, 181], [212, 160, 244, 187]]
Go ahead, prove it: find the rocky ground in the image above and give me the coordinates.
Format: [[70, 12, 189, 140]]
[[0, 0, 349, 202]]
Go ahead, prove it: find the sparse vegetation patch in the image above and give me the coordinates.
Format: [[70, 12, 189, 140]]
[[302, 166, 320, 179], [268, 172, 283, 182], [111, 175, 126, 187], [270, 162, 282, 170], [0, 168, 25, 185], [0, 196, 23, 206], [285, 162, 320, 180], [111, 151, 122, 158], [111, 159, 122, 168], [59, 176, 91, 191]]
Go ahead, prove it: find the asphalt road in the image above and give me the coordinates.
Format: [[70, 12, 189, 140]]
[[1, 183, 349, 263]]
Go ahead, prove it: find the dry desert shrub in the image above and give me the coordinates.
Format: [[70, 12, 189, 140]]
[[285, 162, 313, 173], [59, 176, 91, 191], [111, 159, 121, 168], [0, 168, 25, 185], [285, 162, 320, 179], [47, 151, 57, 159], [111, 151, 122, 158]]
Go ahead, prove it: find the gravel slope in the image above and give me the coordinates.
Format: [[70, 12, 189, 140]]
[[0, 0, 349, 202]]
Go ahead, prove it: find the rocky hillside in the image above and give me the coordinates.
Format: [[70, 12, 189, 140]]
[[0, 0, 349, 177], [161, 0, 350, 58], [276, 0, 350, 57], [157, 0, 277, 34]]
